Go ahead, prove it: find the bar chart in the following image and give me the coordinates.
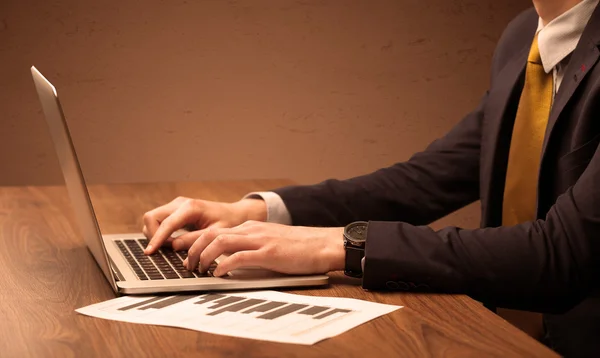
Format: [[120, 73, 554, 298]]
[[77, 290, 401, 344]]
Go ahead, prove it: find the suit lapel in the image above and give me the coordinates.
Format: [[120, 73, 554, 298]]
[[541, 6, 600, 157], [480, 43, 531, 226]]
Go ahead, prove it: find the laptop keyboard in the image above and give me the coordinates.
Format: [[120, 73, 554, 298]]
[[115, 238, 216, 280]]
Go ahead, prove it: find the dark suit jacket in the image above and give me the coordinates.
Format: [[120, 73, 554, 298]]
[[273, 5, 600, 357]]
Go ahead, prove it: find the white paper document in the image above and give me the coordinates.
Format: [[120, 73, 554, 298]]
[[76, 290, 402, 345]]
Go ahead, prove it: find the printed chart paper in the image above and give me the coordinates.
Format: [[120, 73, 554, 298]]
[[76, 290, 402, 345]]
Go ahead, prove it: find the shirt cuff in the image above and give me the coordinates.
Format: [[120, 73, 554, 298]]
[[244, 191, 293, 225]]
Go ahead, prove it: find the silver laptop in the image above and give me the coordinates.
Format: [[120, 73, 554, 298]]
[[30, 66, 329, 295]]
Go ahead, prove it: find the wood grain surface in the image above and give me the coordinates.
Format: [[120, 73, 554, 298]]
[[0, 180, 557, 357]]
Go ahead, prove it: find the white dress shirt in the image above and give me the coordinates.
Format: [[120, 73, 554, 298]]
[[537, 0, 599, 95]]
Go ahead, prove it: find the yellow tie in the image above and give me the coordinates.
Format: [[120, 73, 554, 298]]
[[502, 34, 553, 225], [498, 34, 553, 340]]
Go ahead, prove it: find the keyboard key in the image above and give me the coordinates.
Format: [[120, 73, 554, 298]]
[[178, 271, 195, 278], [144, 268, 159, 273], [194, 270, 212, 278], [124, 240, 140, 248], [152, 257, 169, 265], [168, 261, 185, 269], [134, 272, 148, 280]]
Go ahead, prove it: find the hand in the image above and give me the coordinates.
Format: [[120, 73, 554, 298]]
[[142, 197, 267, 254], [181, 221, 345, 277]]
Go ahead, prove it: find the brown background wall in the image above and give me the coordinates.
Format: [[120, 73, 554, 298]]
[[0, 0, 530, 226]]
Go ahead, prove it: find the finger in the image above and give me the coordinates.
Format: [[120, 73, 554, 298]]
[[171, 219, 234, 251], [146, 202, 198, 254], [184, 228, 241, 271], [184, 228, 219, 271], [143, 226, 171, 244], [171, 230, 206, 251], [199, 234, 261, 272], [142, 202, 178, 237], [213, 251, 264, 277], [142, 198, 186, 239]]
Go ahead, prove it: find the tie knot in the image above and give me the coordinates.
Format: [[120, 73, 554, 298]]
[[528, 34, 542, 65]]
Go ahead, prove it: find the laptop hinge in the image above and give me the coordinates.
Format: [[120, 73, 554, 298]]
[[109, 256, 125, 282]]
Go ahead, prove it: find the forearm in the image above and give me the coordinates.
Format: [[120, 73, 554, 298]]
[[271, 94, 486, 228], [274, 161, 479, 227], [362, 185, 600, 313], [275, 125, 483, 227]]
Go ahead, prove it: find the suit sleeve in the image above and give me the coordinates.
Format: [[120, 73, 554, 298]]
[[363, 148, 600, 314], [272, 9, 535, 227], [273, 94, 486, 227]]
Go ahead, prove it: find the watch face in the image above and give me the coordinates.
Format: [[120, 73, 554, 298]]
[[344, 221, 367, 246]]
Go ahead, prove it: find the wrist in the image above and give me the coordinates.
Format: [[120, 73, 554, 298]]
[[235, 198, 267, 222], [323, 227, 345, 272]]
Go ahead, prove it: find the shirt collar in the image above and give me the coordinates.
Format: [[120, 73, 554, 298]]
[[536, 0, 599, 73]]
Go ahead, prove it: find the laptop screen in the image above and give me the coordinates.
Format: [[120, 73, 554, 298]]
[[31, 66, 118, 293]]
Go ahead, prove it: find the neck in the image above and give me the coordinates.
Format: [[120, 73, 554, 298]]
[[533, 0, 584, 24]]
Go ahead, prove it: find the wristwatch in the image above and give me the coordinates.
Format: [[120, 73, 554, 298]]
[[343, 221, 368, 278]]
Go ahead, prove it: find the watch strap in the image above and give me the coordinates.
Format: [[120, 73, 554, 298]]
[[344, 246, 364, 278]]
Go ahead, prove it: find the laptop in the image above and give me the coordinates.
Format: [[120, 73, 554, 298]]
[[30, 66, 329, 295]]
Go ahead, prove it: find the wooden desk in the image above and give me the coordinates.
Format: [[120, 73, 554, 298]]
[[0, 180, 557, 357]]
